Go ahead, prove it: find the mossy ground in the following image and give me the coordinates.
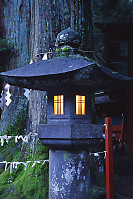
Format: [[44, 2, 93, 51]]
[[0, 104, 49, 199], [0, 140, 49, 199]]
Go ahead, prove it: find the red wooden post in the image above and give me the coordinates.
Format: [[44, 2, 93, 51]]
[[105, 117, 114, 199]]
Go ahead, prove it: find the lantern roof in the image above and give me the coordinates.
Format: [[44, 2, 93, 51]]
[[0, 55, 132, 91], [1, 55, 91, 77]]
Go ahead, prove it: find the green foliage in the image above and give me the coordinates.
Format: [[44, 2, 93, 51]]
[[56, 47, 73, 57], [0, 139, 21, 169], [0, 38, 15, 72], [0, 105, 49, 198], [62, 47, 72, 52], [0, 38, 14, 54], [0, 140, 49, 199], [56, 48, 62, 53], [3, 104, 28, 137]]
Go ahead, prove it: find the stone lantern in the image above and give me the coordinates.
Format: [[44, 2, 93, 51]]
[[0, 28, 132, 199]]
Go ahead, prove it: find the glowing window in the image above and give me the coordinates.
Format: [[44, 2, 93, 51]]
[[76, 95, 85, 115], [54, 95, 64, 115]]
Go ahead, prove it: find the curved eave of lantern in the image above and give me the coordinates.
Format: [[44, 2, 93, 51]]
[[0, 55, 132, 91]]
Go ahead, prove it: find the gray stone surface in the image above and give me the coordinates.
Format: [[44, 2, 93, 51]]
[[49, 150, 91, 199], [0, 56, 93, 77], [0, 55, 131, 91], [38, 124, 102, 139], [38, 124, 102, 149]]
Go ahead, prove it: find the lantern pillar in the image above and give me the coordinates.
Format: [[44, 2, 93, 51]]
[[49, 150, 90, 199]]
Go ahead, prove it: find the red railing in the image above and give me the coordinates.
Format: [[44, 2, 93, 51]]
[[103, 125, 122, 140], [103, 116, 125, 141]]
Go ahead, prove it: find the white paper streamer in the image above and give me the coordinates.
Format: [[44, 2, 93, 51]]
[[0, 136, 4, 146], [0, 160, 49, 173], [93, 153, 99, 157], [0, 90, 3, 110], [0, 132, 32, 146], [24, 88, 30, 101], [89, 151, 107, 159], [6, 136, 12, 144], [5, 162, 8, 171], [5, 84, 12, 106], [32, 161, 41, 168], [10, 162, 13, 173]]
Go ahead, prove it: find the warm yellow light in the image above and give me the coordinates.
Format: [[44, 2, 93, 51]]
[[61, 95, 64, 114], [54, 96, 57, 115], [54, 95, 64, 115], [76, 95, 85, 115]]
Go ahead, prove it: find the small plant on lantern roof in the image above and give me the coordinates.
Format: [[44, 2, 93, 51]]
[[62, 46, 72, 52], [56, 46, 73, 57]]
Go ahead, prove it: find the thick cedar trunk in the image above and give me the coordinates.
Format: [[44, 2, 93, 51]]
[[0, 0, 4, 37]]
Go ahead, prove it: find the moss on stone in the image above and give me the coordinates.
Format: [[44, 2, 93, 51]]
[[0, 140, 49, 199]]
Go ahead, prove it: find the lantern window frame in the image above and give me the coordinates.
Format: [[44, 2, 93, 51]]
[[76, 95, 85, 115], [54, 95, 64, 115]]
